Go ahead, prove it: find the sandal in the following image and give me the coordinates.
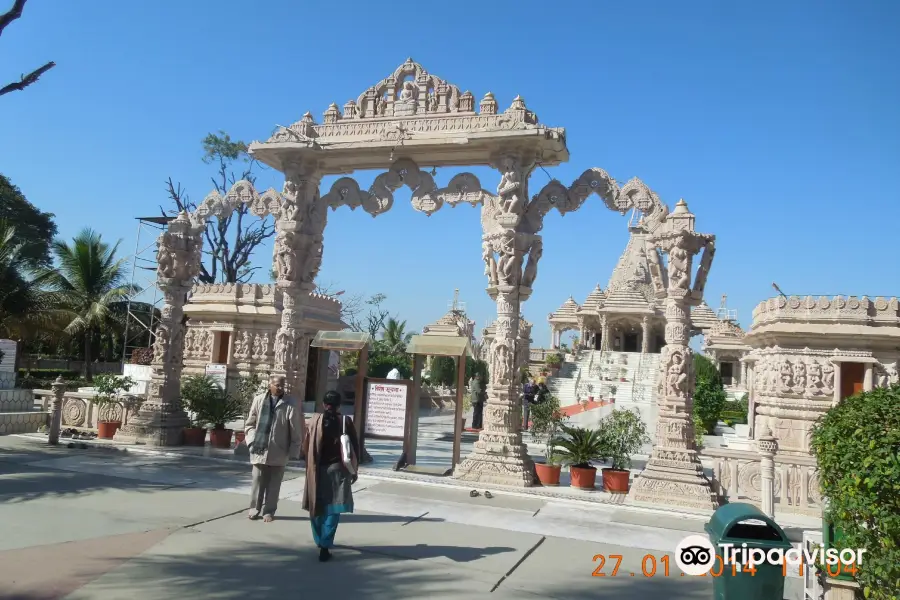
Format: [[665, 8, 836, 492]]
[[484, 491, 493, 499], [470, 490, 480, 497]]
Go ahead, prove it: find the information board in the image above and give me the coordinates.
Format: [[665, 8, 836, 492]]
[[364, 380, 408, 439], [205, 364, 227, 390]]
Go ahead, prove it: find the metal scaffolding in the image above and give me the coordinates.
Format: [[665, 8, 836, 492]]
[[120, 216, 173, 365]]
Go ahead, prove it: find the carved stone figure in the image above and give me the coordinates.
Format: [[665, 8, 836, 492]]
[[665, 350, 688, 398], [156, 232, 176, 278], [667, 245, 691, 290], [275, 232, 296, 281], [521, 239, 542, 288], [394, 81, 418, 116], [792, 360, 807, 392], [496, 235, 520, 286], [807, 360, 823, 395], [275, 331, 291, 368], [235, 330, 250, 359], [482, 241, 499, 286], [822, 361, 835, 394], [153, 326, 170, 364], [491, 341, 512, 383], [497, 158, 526, 216], [779, 358, 794, 391]]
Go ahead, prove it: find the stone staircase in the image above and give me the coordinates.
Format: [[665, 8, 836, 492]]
[[546, 350, 660, 446], [0, 370, 47, 434]]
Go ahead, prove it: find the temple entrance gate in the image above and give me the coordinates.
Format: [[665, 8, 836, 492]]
[[120, 59, 718, 508]]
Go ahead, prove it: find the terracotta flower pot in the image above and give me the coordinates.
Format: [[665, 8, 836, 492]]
[[209, 428, 233, 449], [535, 463, 561, 486], [183, 427, 207, 446], [570, 465, 597, 490], [602, 468, 631, 493], [97, 421, 121, 439]]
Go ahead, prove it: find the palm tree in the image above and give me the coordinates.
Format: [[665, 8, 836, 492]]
[[381, 317, 412, 354], [48, 228, 134, 381], [0, 220, 61, 342]]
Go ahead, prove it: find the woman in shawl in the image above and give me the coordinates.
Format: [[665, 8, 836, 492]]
[[303, 390, 359, 562]]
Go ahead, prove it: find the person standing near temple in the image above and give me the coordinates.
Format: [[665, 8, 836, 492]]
[[522, 377, 536, 430], [469, 373, 485, 429], [245, 374, 303, 522], [303, 391, 359, 562]]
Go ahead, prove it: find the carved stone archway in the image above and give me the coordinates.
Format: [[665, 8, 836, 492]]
[[122, 59, 717, 507]]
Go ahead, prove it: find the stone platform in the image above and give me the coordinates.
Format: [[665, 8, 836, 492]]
[[0, 372, 47, 434]]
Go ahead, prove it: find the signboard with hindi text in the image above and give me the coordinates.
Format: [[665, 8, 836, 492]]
[[364, 379, 409, 440]]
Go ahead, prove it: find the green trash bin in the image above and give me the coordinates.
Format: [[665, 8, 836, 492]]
[[704, 503, 793, 600]]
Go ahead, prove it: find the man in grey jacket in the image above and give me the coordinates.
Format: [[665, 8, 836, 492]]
[[245, 375, 303, 522]]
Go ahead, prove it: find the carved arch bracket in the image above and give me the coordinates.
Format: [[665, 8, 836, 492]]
[[189, 180, 284, 231], [525, 169, 670, 234], [320, 158, 496, 217]]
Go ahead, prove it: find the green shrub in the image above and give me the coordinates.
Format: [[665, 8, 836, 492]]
[[598, 408, 651, 471], [429, 356, 458, 387], [530, 394, 567, 465], [465, 359, 489, 386], [367, 352, 412, 379], [546, 353, 563, 368], [693, 355, 727, 434], [810, 386, 900, 599], [18, 368, 81, 380], [693, 414, 706, 448], [551, 424, 605, 469]]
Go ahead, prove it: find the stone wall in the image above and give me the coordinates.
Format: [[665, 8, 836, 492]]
[[744, 295, 900, 454]]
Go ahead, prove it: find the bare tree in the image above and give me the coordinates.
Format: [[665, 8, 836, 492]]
[[313, 280, 363, 324], [347, 293, 390, 339], [0, 0, 55, 98], [161, 131, 276, 283]]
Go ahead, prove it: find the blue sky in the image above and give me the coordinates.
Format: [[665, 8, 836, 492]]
[[3, 0, 899, 347]]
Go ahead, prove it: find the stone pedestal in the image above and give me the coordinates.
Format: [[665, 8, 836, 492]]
[[628, 202, 717, 510]]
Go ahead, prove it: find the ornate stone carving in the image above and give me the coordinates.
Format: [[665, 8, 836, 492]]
[[665, 349, 689, 398], [62, 398, 86, 427], [234, 330, 251, 360], [98, 402, 124, 423], [521, 238, 542, 288]]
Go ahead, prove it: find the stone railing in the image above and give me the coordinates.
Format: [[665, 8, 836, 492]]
[[529, 348, 555, 363], [751, 295, 900, 327], [32, 389, 144, 430], [702, 447, 822, 517]]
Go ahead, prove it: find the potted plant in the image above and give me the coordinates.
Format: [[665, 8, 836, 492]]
[[551, 424, 606, 489], [180, 374, 219, 446], [194, 383, 245, 449], [92, 374, 136, 439], [609, 385, 617, 403], [585, 383, 594, 403], [619, 368, 628, 382], [530, 394, 567, 485], [599, 408, 650, 493], [545, 353, 562, 375]]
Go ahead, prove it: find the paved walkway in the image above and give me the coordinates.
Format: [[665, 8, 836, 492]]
[[0, 436, 805, 599]]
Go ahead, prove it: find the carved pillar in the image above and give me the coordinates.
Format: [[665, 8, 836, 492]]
[[757, 427, 777, 518], [832, 360, 842, 406], [641, 316, 650, 354], [741, 361, 748, 388], [116, 212, 198, 446], [600, 315, 609, 352], [48, 376, 65, 445], [454, 155, 536, 487], [273, 164, 325, 403], [628, 200, 717, 510], [863, 363, 874, 392]]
